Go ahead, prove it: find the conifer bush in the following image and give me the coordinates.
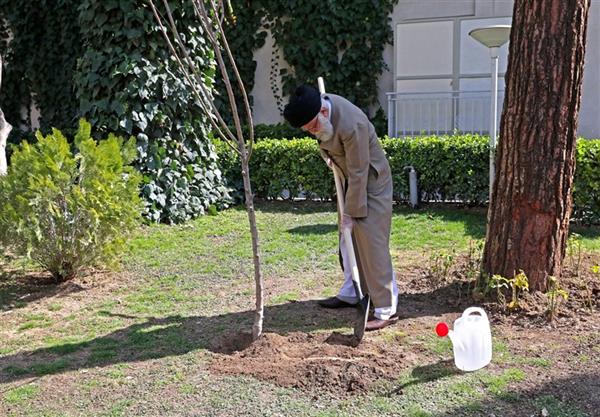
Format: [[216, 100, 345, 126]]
[[0, 119, 142, 282]]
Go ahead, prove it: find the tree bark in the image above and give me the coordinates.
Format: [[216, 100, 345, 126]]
[[240, 151, 264, 341], [0, 54, 13, 176], [482, 0, 590, 291]]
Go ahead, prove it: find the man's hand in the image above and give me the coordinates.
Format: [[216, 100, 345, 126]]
[[341, 214, 354, 231]]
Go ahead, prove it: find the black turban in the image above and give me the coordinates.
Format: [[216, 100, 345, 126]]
[[283, 85, 321, 128]]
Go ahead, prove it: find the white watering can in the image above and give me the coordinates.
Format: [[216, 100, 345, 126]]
[[436, 307, 493, 372]]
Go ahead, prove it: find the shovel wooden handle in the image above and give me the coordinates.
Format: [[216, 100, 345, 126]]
[[317, 76, 364, 301], [332, 165, 365, 300]]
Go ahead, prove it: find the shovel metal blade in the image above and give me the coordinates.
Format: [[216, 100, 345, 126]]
[[353, 295, 371, 342]]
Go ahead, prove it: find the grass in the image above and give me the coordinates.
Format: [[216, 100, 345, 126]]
[[480, 368, 527, 396], [3, 384, 40, 405], [1, 202, 598, 417], [534, 395, 588, 417]]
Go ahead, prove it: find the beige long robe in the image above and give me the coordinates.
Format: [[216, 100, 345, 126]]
[[319, 93, 395, 310]]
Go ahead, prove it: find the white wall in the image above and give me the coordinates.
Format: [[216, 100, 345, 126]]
[[579, 3, 600, 138], [250, 0, 599, 137], [250, 29, 291, 125]]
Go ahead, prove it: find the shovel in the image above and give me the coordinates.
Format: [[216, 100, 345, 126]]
[[318, 77, 370, 342]]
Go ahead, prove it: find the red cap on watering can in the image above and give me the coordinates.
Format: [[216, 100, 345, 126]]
[[435, 322, 449, 337]]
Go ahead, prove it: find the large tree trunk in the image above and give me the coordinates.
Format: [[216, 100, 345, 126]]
[[0, 54, 12, 176], [482, 0, 590, 292]]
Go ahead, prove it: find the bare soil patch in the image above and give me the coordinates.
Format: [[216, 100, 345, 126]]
[[210, 331, 418, 396], [208, 254, 600, 401]]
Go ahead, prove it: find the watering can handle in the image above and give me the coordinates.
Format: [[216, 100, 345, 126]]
[[461, 307, 488, 321]]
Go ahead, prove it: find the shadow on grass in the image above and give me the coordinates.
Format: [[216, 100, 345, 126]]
[[0, 270, 87, 312], [0, 300, 348, 383], [252, 200, 337, 214], [256, 201, 600, 245], [286, 224, 338, 235], [430, 372, 599, 417], [395, 204, 487, 240], [0, 280, 469, 384], [387, 359, 459, 395]]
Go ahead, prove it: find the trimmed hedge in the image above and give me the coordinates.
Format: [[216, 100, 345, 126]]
[[573, 139, 600, 223], [216, 135, 600, 223]]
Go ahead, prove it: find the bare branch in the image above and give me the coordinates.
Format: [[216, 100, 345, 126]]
[[194, 0, 245, 151], [211, 0, 255, 157], [148, 0, 240, 153]]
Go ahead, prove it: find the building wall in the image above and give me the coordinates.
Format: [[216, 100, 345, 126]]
[[579, 3, 600, 138], [251, 0, 599, 138], [249, 29, 291, 125]]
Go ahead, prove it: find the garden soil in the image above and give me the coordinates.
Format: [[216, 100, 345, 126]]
[[208, 254, 600, 409]]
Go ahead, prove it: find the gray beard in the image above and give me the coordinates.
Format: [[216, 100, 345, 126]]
[[315, 116, 334, 142]]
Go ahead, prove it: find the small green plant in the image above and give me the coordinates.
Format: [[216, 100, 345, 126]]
[[545, 276, 568, 321], [585, 264, 600, 312], [428, 249, 456, 288], [488, 270, 529, 311], [576, 264, 597, 314], [567, 233, 583, 276], [509, 270, 529, 310], [0, 119, 142, 282], [464, 239, 484, 299], [489, 275, 509, 309]]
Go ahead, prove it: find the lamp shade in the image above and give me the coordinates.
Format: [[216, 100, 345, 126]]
[[469, 25, 511, 48]]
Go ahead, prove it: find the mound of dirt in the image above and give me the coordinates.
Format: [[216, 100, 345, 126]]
[[208, 254, 599, 398], [209, 331, 417, 396]]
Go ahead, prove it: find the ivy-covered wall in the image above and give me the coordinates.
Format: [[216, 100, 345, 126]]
[[1, 2, 230, 223], [0, 0, 82, 132], [220, 0, 398, 129], [1, 1, 400, 222], [76, 0, 230, 223]]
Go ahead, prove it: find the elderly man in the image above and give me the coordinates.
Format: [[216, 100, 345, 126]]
[[283, 85, 398, 330]]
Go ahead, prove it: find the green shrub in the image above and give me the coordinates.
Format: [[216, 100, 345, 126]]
[[0, 120, 142, 282], [215, 135, 600, 223], [215, 138, 333, 203], [383, 135, 489, 203], [254, 123, 306, 140]]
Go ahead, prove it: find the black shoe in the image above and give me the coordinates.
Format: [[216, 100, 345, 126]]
[[317, 296, 357, 309]]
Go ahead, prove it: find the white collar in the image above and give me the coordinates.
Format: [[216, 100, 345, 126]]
[[322, 97, 332, 120]]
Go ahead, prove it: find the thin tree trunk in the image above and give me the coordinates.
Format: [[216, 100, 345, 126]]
[[483, 0, 590, 291], [240, 151, 264, 340], [0, 54, 12, 176]]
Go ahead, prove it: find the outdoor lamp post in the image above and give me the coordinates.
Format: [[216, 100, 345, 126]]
[[468, 25, 511, 202]]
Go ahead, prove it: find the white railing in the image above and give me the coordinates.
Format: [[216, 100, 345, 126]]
[[386, 90, 505, 137]]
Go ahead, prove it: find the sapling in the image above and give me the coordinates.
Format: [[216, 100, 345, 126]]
[[428, 248, 455, 288], [488, 270, 529, 311], [489, 274, 509, 310], [586, 264, 599, 312], [545, 276, 568, 321], [464, 239, 484, 298], [567, 233, 582, 277], [509, 270, 530, 310], [148, 0, 264, 340]]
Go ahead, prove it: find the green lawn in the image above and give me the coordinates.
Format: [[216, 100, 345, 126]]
[[1, 201, 598, 417]]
